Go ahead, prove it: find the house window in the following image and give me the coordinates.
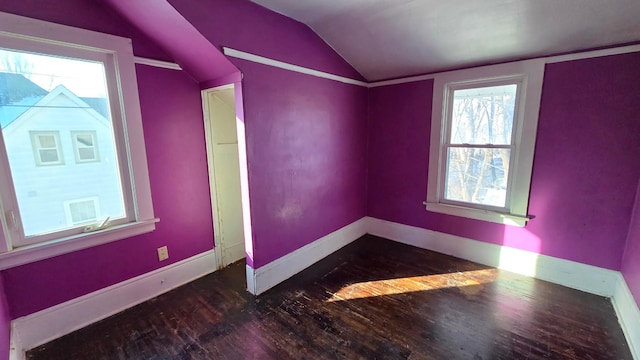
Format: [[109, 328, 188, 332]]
[[72, 131, 99, 163], [30, 131, 64, 165], [64, 198, 100, 226], [0, 12, 157, 267], [426, 60, 545, 226]]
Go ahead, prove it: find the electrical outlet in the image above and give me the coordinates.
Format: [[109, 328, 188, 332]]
[[157, 246, 169, 261]]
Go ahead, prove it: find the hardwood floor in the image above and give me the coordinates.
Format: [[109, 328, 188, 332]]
[[27, 235, 632, 359]]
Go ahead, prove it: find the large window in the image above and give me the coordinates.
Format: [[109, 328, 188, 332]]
[[426, 60, 545, 226], [0, 12, 156, 268]]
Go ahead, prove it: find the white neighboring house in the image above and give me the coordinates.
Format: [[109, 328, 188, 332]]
[[1, 79, 123, 237]]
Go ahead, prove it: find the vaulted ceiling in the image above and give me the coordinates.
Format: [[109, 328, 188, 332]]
[[250, 0, 640, 81]]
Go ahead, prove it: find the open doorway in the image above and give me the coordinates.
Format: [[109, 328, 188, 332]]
[[202, 84, 247, 269]]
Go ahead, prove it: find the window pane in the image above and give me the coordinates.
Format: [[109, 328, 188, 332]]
[[450, 84, 517, 145], [78, 147, 95, 160], [0, 48, 126, 236], [76, 134, 93, 146], [39, 149, 59, 163], [445, 147, 510, 207], [38, 135, 56, 148]]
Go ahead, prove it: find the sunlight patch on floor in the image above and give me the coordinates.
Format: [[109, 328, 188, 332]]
[[326, 269, 498, 302]]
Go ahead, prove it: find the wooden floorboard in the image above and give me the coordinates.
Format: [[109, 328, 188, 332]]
[[27, 235, 632, 359]]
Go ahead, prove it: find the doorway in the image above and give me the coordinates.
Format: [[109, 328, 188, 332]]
[[202, 85, 246, 268]]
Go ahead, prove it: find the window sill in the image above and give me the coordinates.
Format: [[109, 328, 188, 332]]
[[425, 202, 529, 227], [0, 219, 159, 270]]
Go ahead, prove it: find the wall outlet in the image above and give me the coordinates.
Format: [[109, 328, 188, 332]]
[[157, 246, 169, 261]]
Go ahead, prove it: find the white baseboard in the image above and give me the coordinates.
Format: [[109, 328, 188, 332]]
[[247, 218, 368, 295], [10, 249, 217, 359], [366, 217, 619, 297], [612, 273, 640, 360]]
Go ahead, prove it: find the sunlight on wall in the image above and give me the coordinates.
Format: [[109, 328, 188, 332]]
[[326, 269, 498, 302], [498, 227, 541, 277], [236, 116, 254, 265]]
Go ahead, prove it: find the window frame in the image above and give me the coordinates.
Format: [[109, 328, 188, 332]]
[[71, 131, 100, 163], [426, 59, 545, 227], [0, 11, 157, 269], [30, 131, 65, 166]]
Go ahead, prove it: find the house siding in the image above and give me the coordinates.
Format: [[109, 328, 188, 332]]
[[4, 90, 121, 236]]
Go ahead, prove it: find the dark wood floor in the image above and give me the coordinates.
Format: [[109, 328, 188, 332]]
[[27, 235, 631, 360]]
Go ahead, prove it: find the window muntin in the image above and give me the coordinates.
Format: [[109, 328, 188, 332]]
[[426, 60, 545, 227], [30, 131, 63, 165], [72, 131, 99, 163]]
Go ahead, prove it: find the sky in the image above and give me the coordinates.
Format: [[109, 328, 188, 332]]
[[0, 48, 108, 98]]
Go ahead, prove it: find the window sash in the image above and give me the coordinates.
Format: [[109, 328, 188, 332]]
[[437, 79, 522, 213]]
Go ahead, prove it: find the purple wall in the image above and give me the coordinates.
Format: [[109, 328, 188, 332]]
[[168, 0, 364, 81], [170, 0, 369, 268], [2, 64, 214, 318], [0, 276, 9, 360], [622, 179, 640, 305], [0, 0, 171, 62], [0, 0, 369, 325], [368, 52, 640, 270], [235, 59, 368, 268]]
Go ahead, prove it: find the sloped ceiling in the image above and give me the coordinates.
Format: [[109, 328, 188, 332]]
[[106, 0, 238, 83], [250, 0, 640, 81]]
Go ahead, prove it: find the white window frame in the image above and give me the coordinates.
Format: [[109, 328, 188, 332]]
[[30, 131, 64, 166], [64, 197, 101, 226], [71, 131, 99, 163], [426, 59, 545, 227], [0, 12, 157, 269]]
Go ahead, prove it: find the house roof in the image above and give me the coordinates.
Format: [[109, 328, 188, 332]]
[[0, 72, 47, 128], [0, 73, 109, 128]]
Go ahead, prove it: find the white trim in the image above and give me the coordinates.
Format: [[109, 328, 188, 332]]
[[366, 217, 619, 296], [10, 249, 217, 359], [246, 264, 256, 294], [368, 44, 640, 87], [368, 73, 436, 88], [223, 48, 369, 87], [612, 273, 640, 360], [201, 87, 225, 270], [133, 56, 182, 70], [546, 44, 640, 64], [248, 218, 368, 295], [223, 45, 639, 88]]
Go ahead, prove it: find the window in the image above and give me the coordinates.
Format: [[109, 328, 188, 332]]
[[72, 131, 99, 163], [0, 12, 157, 268], [64, 198, 100, 226], [426, 60, 545, 226], [30, 131, 64, 165]]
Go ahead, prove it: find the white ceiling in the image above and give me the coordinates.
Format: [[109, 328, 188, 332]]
[[250, 0, 640, 81]]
